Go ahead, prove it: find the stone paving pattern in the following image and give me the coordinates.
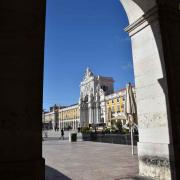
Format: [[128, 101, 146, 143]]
[[43, 138, 143, 180]]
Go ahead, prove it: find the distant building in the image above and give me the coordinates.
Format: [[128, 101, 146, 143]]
[[104, 88, 136, 128], [79, 67, 114, 128], [42, 68, 136, 130], [59, 104, 80, 130]]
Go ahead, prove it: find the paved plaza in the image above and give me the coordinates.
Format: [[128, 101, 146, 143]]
[[42, 131, 148, 180]]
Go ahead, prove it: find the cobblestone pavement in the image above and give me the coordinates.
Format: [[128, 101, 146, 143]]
[[43, 138, 142, 180]]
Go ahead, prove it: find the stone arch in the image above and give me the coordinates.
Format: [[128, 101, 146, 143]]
[[120, 0, 180, 179]]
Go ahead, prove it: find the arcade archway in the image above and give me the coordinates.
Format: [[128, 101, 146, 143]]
[[0, 0, 180, 179]]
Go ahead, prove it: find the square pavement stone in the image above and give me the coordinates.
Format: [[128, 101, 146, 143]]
[[43, 140, 144, 180]]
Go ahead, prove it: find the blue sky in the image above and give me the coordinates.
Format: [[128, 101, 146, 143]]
[[43, 0, 134, 110]]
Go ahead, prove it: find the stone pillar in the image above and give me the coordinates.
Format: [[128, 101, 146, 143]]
[[79, 103, 84, 127], [86, 104, 89, 126], [0, 0, 46, 179], [95, 94, 101, 124], [88, 102, 93, 124], [80, 109, 83, 127], [95, 103, 99, 124], [75, 120, 77, 129], [93, 104, 96, 125], [120, 0, 180, 179], [88, 94, 93, 125], [100, 101, 106, 124], [73, 120, 75, 130], [75, 119, 78, 129], [129, 17, 172, 179]]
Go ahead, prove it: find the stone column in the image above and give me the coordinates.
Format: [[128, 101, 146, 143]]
[[79, 103, 84, 127], [95, 103, 99, 124], [88, 102, 93, 124], [120, 0, 180, 179], [88, 94, 93, 125], [75, 120, 77, 129], [85, 104, 89, 126], [93, 103, 96, 125], [80, 108, 83, 127], [95, 94, 101, 124], [0, 0, 46, 179], [128, 9, 171, 179], [100, 101, 106, 124], [73, 120, 75, 130], [75, 119, 77, 129]]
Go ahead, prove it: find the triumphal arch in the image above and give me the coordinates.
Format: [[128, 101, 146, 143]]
[[79, 67, 114, 127]]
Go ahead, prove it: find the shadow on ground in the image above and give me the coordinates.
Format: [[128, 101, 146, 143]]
[[116, 176, 153, 180], [45, 165, 152, 180], [45, 165, 72, 180]]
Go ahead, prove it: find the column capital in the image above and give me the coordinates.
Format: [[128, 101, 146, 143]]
[[125, 2, 179, 37], [125, 6, 158, 37]]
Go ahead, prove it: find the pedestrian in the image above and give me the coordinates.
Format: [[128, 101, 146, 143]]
[[60, 128, 64, 140]]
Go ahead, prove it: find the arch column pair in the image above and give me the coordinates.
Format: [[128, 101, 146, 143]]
[[0, 0, 180, 179]]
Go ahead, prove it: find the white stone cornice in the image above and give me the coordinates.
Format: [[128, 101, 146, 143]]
[[125, 6, 158, 37]]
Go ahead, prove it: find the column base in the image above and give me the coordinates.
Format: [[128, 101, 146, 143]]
[[0, 158, 45, 180], [138, 142, 173, 180], [139, 158, 171, 179]]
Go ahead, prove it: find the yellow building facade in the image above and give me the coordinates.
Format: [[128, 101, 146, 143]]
[[59, 104, 80, 130], [105, 87, 135, 127]]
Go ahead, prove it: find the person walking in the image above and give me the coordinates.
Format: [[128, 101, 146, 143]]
[[60, 128, 64, 140]]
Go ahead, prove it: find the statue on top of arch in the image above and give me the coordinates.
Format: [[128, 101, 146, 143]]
[[83, 67, 94, 81]]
